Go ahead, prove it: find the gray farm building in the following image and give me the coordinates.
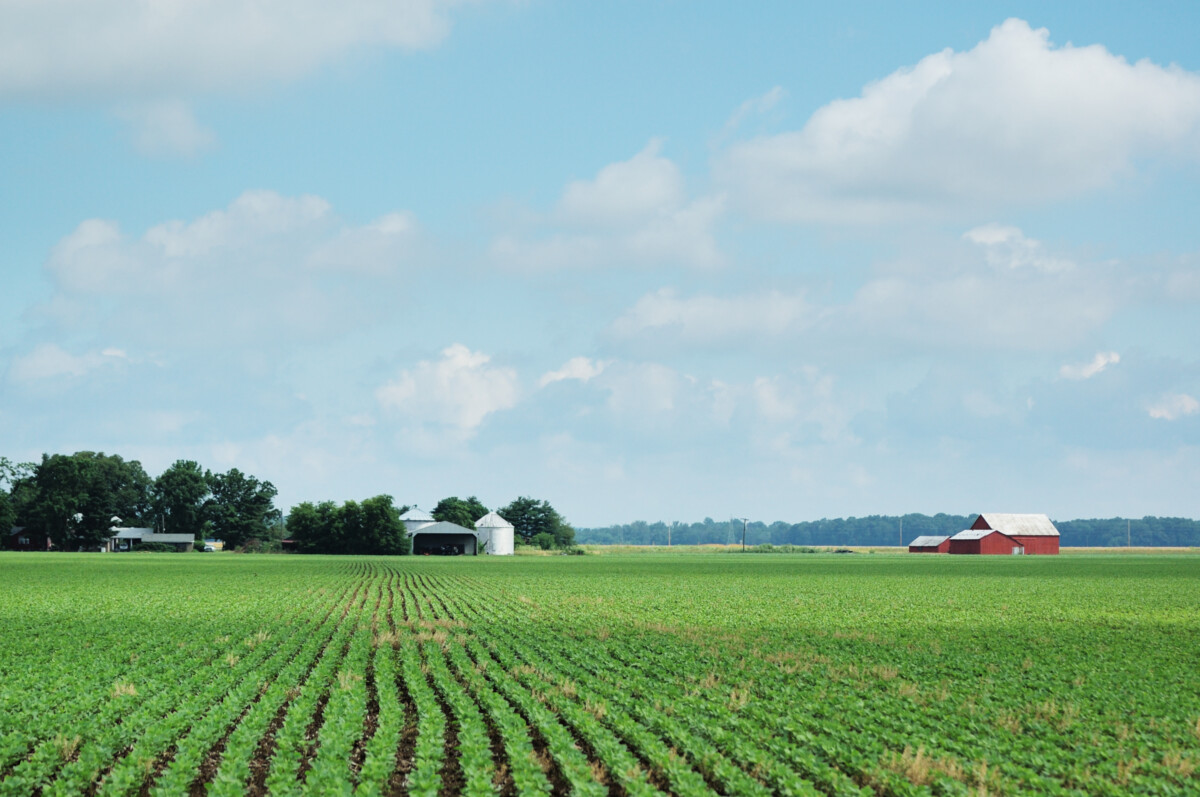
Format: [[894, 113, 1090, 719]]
[[400, 508, 515, 555], [108, 527, 196, 552]]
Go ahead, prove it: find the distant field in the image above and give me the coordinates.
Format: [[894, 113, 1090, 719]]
[[1, 553, 1198, 795]]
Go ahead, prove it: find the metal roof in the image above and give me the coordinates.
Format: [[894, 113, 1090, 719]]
[[474, 511, 513, 529], [146, 533, 195, 544], [111, 527, 153, 539], [908, 535, 949, 547], [408, 521, 475, 536], [975, 513, 1059, 537], [951, 529, 1016, 541], [399, 507, 435, 522]]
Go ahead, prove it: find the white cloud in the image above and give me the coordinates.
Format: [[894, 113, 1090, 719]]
[[1060, 351, 1120, 380], [0, 0, 467, 100], [37, 191, 418, 350], [307, 211, 421, 275], [118, 99, 215, 158], [719, 18, 1200, 222], [841, 224, 1118, 352], [715, 86, 786, 144], [963, 224, 1074, 272], [491, 140, 724, 270], [1147, 393, 1200, 421], [8, 343, 127, 383], [751, 369, 850, 442], [539, 357, 608, 388], [375, 344, 519, 435], [597, 362, 680, 416], [611, 288, 812, 341]]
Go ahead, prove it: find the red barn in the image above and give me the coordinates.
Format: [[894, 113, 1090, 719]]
[[908, 535, 951, 553], [971, 513, 1060, 555], [948, 528, 1024, 555], [4, 528, 53, 552]]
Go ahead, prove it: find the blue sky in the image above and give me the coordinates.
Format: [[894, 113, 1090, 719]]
[[3, 1, 1200, 526]]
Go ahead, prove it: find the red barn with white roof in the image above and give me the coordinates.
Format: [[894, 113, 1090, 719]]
[[971, 513, 1060, 554], [908, 535, 951, 553], [948, 528, 1024, 555]]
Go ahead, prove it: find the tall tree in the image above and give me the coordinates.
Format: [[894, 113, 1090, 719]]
[[0, 492, 14, 536], [288, 495, 410, 555], [431, 496, 489, 528], [23, 452, 152, 549], [204, 468, 280, 549], [499, 496, 575, 548], [152, 460, 210, 539]]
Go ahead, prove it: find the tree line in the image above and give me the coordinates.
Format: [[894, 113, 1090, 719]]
[[576, 514, 1200, 548], [1, 452, 576, 554], [0, 453, 280, 551]]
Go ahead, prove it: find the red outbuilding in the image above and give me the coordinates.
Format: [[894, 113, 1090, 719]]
[[908, 535, 951, 553], [948, 528, 1025, 555], [4, 527, 53, 552], [970, 513, 1060, 555]]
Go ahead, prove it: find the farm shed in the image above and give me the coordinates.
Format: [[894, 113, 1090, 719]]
[[409, 521, 479, 556], [949, 529, 1024, 555], [908, 535, 951, 553], [108, 528, 196, 552], [971, 513, 1060, 554], [474, 511, 515, 555], [4, 527, 53, 551]]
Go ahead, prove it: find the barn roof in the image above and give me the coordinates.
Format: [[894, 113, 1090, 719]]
[[976, 513, 1059, 537], [908, 535, 949, 547], [399, 507, 435, 522], [475, 511, 513, 529], [952, 528, 1017, 541]]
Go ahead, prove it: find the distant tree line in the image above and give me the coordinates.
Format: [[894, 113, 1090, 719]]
[[2, 452, 577, 554], [576, 514, 1200, 548]]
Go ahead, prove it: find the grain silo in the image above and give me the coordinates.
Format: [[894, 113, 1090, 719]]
[[474, 511, 515, 555], [399, 507, 435, 533]]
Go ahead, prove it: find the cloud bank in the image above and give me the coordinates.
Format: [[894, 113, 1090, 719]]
[[719, 18, 1200, 222]]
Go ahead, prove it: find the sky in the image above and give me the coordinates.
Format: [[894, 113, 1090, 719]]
[[3, 1, 1200, 527]]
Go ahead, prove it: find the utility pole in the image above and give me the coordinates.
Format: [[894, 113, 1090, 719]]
[[668, 521, 673, 547], [738, 517, 748, 552], [1127, 518, 1131, 549], [899, 516, 903, 547]]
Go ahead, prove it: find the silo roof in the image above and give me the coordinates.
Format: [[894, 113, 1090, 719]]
[[475, 511, 513, 529], [400, 507, 435, 522]]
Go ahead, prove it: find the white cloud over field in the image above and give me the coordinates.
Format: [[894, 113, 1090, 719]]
[[491, 140, 724, 270], [719, 18, 1200, 222], [0, 0, 466, 100]]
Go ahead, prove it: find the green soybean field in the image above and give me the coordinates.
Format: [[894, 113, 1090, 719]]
[[1, 553, 1198, 796]]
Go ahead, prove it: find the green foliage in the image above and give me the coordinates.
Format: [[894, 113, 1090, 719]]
[[431, 495, 489, 528], [0, 492, 14, 538], [1, 553, 1198, 794], [500, 496, 576, 548], [204, 468, 280, 550], [134, 541, 183, 553], [532, 531, 555, 550], [288, 495, 411, 555], [21, 452, 152, 549], [152, 460, 210, 539]]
